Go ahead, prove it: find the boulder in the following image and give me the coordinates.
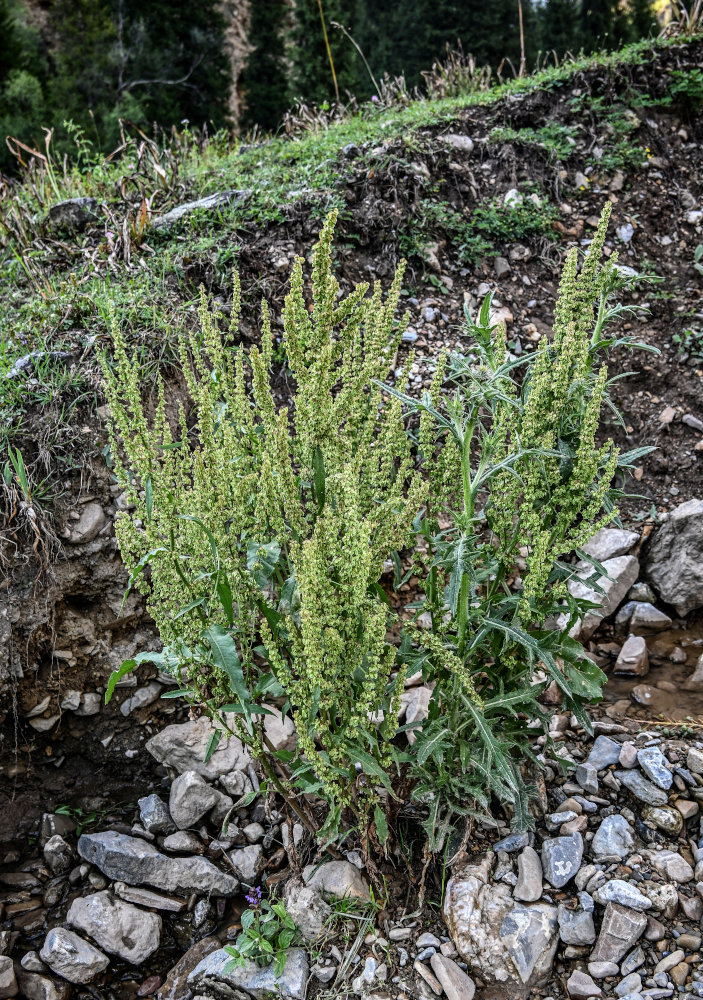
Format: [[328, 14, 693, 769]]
[[582, 528, 639, 562], [589, 903, 647, 965], [284, 881, 332, 941], [78, 831, 239, 896], [564, 556, 639, 639], [67, 890, 161, 964], [645, 499, 703, 615], [443, 854, 558, 990], [146, 717, 252, 783], [303, 860, 370, 901], [186, 947, 308, 999], [169, 770, 231, 829], [0, 956, 17, 999], [39, 928, 109, 984], [46, 197, 99, 233]]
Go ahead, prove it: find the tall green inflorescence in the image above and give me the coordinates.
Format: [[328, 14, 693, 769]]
[[101, 211, 426, 841]]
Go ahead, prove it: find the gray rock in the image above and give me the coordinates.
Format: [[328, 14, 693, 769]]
[[688, 747, 703, 774], [628, 603, 673, 632], [113, 881, 187, 912], [615, 972, 642, 996], [614, 635, 649, 677], [67, 890, 161, 964], [443, 855, 558, 988], [430, 953, 476, 1000], [151, 189, 248, 232], [683, 654, 703, 692], [138, 794, 176, 835], [66, 503, 107, 544], [628, 582, 656, 603], [593, 880, 651, 911], [620, 946, 645, 974], [587, 736, 623, 771], [146, 716, 252, 781], [576, 763, 599, 794], [591, 815, 635, 860], [284, 881, 332, 942], [74, 692, 101, 716], [303, 860, 370, 901], [615, 769, 668, 806], [589, 903, 647, 965], [78, 831, 239, 895], [43, 835, 72, 874], [46, 197, 98, 233], [15, 971, 70, 1000], [588, 961, 620, 979], [567, 969, 602, 997], [0, 956, 17, 999], [493, 831, 533, 853], [495, 257, 511, 278], [39, 928, 109, 984], [169, 770, 226, 829], [558, 901, 596, 945], [541, 833, 583, 888], [645, 498, 703, 615], [187, 946, 307, 999], [443, 134, 474, 153], [642, 848, 694, 883], [120, 681, 162, 716], [514, 846, 543, 902], [566, 556, 640, 639], [162, 830, 204, 853], [583, 528, 639, 562], [637, 747, 673, 790], [228, 844, 263, 883]]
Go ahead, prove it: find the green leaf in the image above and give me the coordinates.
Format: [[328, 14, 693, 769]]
[[313, 445, 326, 510], [241, 909, 256, 932], [203, 625, 252, 729], [145, 476, 153, 521], [121, 547, 166, 610], [247, 540, 281, 589], [216, 574, 235, 625], [374, 804, 389, 845], [105, 659, 137, 704], [204, 728, 222, 763]]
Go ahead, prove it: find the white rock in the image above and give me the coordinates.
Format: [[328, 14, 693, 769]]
[[564, 556, 639, 639], [39, 928, 109, 984], [303, 860, 371, 901], [67, 890, 161, 964], [146, 716, 252, 781]]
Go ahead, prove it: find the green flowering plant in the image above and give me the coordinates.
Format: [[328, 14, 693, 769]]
[[224, 887, 302, 977], [385, 204, 654, 849], [101, 210, 426, 843]]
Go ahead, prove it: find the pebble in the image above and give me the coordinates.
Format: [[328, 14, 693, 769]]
[[615, 770, 668, 806], [568, 969, 602, 997], [615, 973, 642, 996], [588, 736, 624, 771], [654, 950, 685, 975], [514, 845, 543, 901], [637, 748, 673, 791], [417, 933, 442, 949], [542, 833, 583, 888], [430, 953, 476, 1000], [39, 928, 109, 984], [592, 815, 636, 859], [589, 961, 620, 980], [577, 763, 599, 794], [593, 879, 652, 911]]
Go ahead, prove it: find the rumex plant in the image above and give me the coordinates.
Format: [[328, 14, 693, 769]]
[[384, 204, 652, 849], [101, 210, 425, 843]]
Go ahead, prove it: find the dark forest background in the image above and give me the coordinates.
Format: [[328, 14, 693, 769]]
[[0, 0, 662, 173]]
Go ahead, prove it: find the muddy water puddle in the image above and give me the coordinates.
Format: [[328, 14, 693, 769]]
[[601, 622, 703, 724]]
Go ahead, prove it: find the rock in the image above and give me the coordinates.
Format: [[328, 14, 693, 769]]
[[688, 747, 703, 774], [138, 794, 176, 835], [162, 831, 203, 853], [593, 880, 651, 911], [615, 770, 668, 806], [113, 882, 187, 912], [640, 881, 679, 918], [588, 961, 619, 979], [46, 197, 99, 233], [0, 956, 17, 999], [654, 949, 684, 974], [228, 844, 263, 883], [158, 936, 222, 1000], [567, 969, 602, 997], [504, 188, 523, 208], [430, 954, 475, 1000], [43, 835, 72, 874], [263, 708, 297, 752], [645, 499, 703, 615], [243, 822, 265, 844], [628, 603, 672, 632], [583, 528, 639, 562], [352, 955, 378, 993], [169, 770, 228, 829], [151, 189, 248, 232], [74, 693, 101, 716], [443, 856, 558, 988], [146, 717, 252, 782], [615, 972, 642, 996], [589, 903, 647, 965], [514, 846, 543, 902], [443, 134, 474, 153], [121, 681, 162, 716], [642, 848, 694, 883], [67, 503, 107, 544], [642, 805, 682, 834], [619, 743, 638, 768], [558, 901, 596, 945], [576, 763, 599, 794], [78, 831, 239, 896], [15, 972, 70, 1000], [683, 654, 703, 692], [614, 635, 649, 677], [587, 736, 623, 771], [302, 860, 370, 901], [541, 833, 583, 888], [284, 881, 332, 942], [493, 832, 533, 853], [628, 582, 656, 602], [494, 257, 511, 278], [67, 890, 161, 964], [186, 947, 307, 999], [566, 556, 639, 639], [39, 928, 109, 983], [637, 747, 672, 790]]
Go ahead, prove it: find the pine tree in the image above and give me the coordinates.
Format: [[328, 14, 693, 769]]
[[290, 0, 360, 104], [540, 0, 580, 56], [628, 0, 656, 39], [241, 0, 290, 131], [579, 0, 632, 51]]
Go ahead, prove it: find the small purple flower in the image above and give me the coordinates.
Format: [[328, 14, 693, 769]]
[[371, 95, 379, 103], [246, 885, 262, 908]]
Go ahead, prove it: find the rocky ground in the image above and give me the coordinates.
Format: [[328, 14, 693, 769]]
[[2, 32, 703, 1000]]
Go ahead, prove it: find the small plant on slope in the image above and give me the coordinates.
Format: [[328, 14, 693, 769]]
[[101, 210, 426, 847], [386, 204, 653, 850]]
